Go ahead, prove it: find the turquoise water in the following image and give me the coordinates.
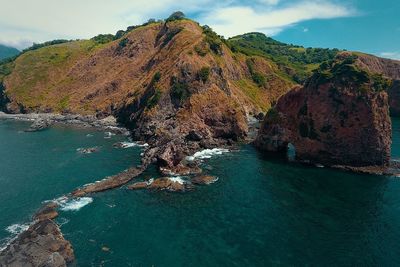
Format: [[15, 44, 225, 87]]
[[0, 118, 400, 266]]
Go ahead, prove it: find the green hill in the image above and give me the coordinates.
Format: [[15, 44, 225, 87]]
[[227, 32, 340, 83], [0, 44, 19, 60]]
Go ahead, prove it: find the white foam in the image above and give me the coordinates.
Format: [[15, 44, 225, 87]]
[[59, 197, 93, 211], [186, 148, 230, 161], [5, 223, 30, 235], [104, 132, 115, 139], [168, 177, 186, 184], [86, 134, 93, 137]]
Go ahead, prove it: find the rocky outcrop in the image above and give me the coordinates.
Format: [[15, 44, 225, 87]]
[[0, 219, 74, 267], [388, 80, 400, 116], [71, 167, 144, 197], [255, 55, 392, 169]]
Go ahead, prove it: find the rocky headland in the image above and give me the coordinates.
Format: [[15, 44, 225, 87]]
[[0, 13, 399, 267], [254, 54, 394, 174]]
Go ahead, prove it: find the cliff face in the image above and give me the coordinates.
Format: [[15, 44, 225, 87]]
[[255, 56, 392, 168], [1, 20, 293, 171]]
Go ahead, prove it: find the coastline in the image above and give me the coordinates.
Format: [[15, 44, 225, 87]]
[[0, 111, 130, 135]]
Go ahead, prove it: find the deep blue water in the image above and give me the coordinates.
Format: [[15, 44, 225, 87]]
[[0, 118, 399, 266]]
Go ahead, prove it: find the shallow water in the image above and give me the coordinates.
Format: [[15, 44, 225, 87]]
[[1, 118, 400, 266]]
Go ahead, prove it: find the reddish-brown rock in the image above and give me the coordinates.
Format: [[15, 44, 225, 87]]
[[255, 57, 392, 168]]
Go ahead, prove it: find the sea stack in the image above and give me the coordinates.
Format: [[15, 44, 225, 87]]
[[255, 53, 392, 168]]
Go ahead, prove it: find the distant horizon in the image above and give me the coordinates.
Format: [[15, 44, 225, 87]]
[[1, 0, 399, 60]]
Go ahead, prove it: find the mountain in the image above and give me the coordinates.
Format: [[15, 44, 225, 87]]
[[0, 16, 399, 173], [0, 44, 19, 60], [0, 19, 294, 173]]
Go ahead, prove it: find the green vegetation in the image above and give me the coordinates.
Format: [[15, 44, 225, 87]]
[[166, 11, 186, 22], [194, 43, 208, 57], [202, 26, 223, 55], [311, 55, 392, 93], [22, 40, 73, 53], [91, 34, 114, 44], [246, 58, 266, 87], [170, 76, 190, 104], [147, 89, 162, 109], [198, 67, 210, 83], [228, 32, 340, 83], [162, 28, 182, 47], [118, 38, 129, 48]]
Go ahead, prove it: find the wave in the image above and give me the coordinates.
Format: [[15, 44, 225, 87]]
[[5, 223, 30, 235], [104, 132, 116, 139], [118, 142, 149, 149], [168, 177, 186, 184], [57, 197, 93, 211], [186, 148, 230, 161]]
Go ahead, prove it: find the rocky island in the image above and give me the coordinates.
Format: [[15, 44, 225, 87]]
[[254, 53, 393, 173]]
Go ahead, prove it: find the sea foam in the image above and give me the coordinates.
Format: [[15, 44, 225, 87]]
[[57, 197, 93, 211], [119, 142, 149, 149], [5, 223, 30, 235], [186, 148, 230, 161]]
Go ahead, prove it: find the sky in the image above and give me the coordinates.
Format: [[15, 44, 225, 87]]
[[0, 0, 399, 59]]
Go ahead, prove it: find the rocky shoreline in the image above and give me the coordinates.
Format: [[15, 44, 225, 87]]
[[0, 112, 130, 135]]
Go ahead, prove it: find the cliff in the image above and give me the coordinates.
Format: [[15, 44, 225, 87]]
[[255, 55, 392, 169]]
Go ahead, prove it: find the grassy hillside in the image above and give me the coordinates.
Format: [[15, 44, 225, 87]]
[[227, 32, 340, 83], [0, 44, 19, 60], [0, 19, 293, 116]]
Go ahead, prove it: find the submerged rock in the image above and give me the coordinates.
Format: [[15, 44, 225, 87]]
[[255, 55, 392, 169], [0, 219, 74, 267], [191, 175, 218, 185], [77, 147, 99, 154]]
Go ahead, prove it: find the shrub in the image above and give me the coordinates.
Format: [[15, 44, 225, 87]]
[[198, 67, 210, 83], [118, 38, 129, 48], [91, 34, 114, 44], [170, 77, 189, 104], [202, 26, 223, 55], [246, 58, 266, 87], [166, 11, 186, 22], [147, 89, 162, 109]]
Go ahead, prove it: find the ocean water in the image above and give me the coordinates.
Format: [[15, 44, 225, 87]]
[[0, 118, 399, 266]]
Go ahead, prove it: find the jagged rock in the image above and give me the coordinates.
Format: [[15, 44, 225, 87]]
[[186, 130, 203, 141], [77, 147, 99, 154], [71, 167, 144, 197], [127, 181, 149, 190], [191, 175, 218, 185], [33, 202, 59, 222], [255, 56, 392, 168], [388, 80, 400, 116], [147, 177, 192, 192], [25, 119, 53, 132], [0, 220, 74, 267]]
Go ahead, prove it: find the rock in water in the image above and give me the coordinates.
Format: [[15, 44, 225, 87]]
[[25, 118, 53, 132], [255, 55, 392, 168], [0, 219, 74, 267]]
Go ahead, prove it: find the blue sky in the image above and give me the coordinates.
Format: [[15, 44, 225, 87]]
[[0, 0, 399, 59]]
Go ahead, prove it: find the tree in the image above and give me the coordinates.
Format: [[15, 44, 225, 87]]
[[166, 11, 186, 22]]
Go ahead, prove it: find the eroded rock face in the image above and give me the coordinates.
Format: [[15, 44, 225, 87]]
[[0, 220, 74, 267], [255, 57, 392, 168], [388, 80, 400, 116]]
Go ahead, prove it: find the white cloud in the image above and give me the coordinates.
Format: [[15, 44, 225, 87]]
[[201, 1, 354, 38], [379, 52, 400, 60], [0, 0, 355, 49]]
